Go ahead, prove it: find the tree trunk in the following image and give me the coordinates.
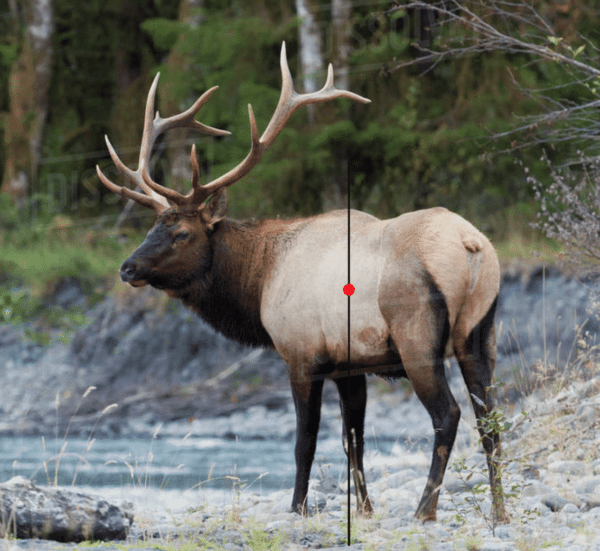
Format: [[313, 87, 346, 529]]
[[160, 0, 205, 195], [294, 0, 323, 124], [323, 0, 351, 210], [331, 0, 350, 92], [1, 0, 53, 206]]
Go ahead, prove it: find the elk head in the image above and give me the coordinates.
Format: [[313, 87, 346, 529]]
[[97, 42, 370, 295]]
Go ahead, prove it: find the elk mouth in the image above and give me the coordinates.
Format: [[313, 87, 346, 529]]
[[128, 279, 149, 288]]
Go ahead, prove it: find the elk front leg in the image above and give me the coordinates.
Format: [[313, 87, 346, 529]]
[[290, 377, 324, 515], [334, 374, 373, 516]]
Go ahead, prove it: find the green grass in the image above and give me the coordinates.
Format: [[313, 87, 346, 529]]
[[493, 232, 563, 265], [0, 224, 139, 293], [1, 240, 120, 285], [0, 221, 142, 335]]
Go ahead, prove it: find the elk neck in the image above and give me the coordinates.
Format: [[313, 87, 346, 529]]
[[179, 216, 305, 348]]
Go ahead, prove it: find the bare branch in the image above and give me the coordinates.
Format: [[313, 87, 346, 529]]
[[385, 0, 600, 151], [391, 1, 600, 77]]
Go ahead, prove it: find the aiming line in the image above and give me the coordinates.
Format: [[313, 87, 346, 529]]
[[346, 173, 351, 546]]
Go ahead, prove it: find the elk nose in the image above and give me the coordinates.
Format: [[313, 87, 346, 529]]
[[119, 259, 138, 282]]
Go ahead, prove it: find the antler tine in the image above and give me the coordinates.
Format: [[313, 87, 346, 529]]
[[98, 72, 230, 211], [198, 41, 370, 201], [260, 43, 371, 147], [198, 103, 261, 200], [99, 134, 170, 211], [154, 86, 231, 137], [96, 164, 164, 212], [139, 76, 231, 206]]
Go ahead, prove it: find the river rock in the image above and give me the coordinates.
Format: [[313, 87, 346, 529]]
[[548, 461, 587, 476], [0, 476, 133, 542]]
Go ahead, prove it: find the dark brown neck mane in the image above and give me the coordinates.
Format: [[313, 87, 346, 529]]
[[177, 217, 303, 347]]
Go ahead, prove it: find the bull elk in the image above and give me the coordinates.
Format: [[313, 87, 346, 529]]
[[97, 42, 507, 523]]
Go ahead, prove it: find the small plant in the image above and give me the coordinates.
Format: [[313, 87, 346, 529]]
[[464, 534, 483, 551], [23, 328, 51, 346], [338, 512, 360, 547], [243, 521, 284, 551], [0, 287, 38, 323], [529, 151, 600, 271], [449, 405, 526, 535]]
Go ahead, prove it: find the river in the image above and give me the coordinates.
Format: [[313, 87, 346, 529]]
[[0, 432, 400, 500]]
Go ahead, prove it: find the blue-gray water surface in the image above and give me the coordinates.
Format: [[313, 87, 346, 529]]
[[0, 434, 397, 495]]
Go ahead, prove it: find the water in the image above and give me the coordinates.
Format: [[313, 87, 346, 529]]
[[0, 433, 397, 499]]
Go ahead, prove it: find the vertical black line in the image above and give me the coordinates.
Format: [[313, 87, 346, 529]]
[[346, 168, 351, 546]]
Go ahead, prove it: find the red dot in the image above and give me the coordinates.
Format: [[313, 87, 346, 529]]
[[343, 284, 355, 296]]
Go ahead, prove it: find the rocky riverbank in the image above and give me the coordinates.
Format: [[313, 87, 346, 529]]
[[2, 372, 600, 550], [0, 265, 598, 437], [1, 265, 600, 549]]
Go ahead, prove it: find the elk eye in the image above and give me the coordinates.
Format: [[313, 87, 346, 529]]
[[174, 232, 189, 243]]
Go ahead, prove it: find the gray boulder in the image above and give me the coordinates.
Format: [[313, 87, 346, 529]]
[[0, 476, 133, 542]]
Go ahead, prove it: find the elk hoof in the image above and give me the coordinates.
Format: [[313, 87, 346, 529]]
[[414, 509, 437, 523], [494, 509, 511, 525], [359, 497, 374, 517], [290, 500, 325, 516], [290, 503, 307, 516]]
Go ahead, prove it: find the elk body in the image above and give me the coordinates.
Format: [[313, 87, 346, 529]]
[[97, 43, 507, 523]]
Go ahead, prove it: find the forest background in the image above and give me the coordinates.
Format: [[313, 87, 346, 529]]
[[1, 0, 599, 288]]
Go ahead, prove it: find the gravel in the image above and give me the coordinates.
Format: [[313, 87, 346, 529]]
[[2, 374, 599, 550]]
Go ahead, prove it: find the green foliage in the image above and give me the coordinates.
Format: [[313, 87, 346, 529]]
[[0, 191, 130, 297], [1, 236, 120, 289], [0, 277, 88, 342], [0, 287, 35, 323], [243, 524, 284, 550], [0, 42, 17, 72], [141, 18, 182, 52], [7, 0, 598, 245], [37, 0, 179, 212], [139, 1, 563, 232], [0, 192, 18, 230]]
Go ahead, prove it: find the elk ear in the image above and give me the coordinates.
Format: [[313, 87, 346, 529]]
[[202, 188, 228, 229]]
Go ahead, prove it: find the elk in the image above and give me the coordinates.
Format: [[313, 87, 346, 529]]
[[97, 42, 507, 523]]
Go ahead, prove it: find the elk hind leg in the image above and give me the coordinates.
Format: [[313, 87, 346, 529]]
[[334, 373, 373, 516], [390, 284, 460, 522], [455, 297, 509, 524], [410, 355, 460, 521]]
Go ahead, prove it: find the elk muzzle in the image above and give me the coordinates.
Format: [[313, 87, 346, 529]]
[[119, 222, 175, 287], [120, 257, 150, 287]]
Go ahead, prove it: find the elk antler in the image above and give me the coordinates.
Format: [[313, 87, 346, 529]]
[[96, 76, 231, 212], [97, 42, 371, 212]]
